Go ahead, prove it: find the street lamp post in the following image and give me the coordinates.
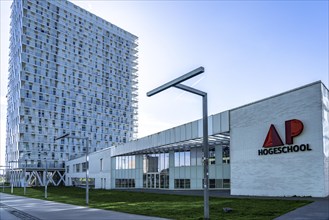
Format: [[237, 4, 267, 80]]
[[1, 169, 3, 192], [85, 138, 89, 205], [11, 165, 13, 194], [45, 160, 48, 199], [2, 169, 4, 192], [54, 133, 89, 206], [24, 160, 27, 195], [147, 66, 210, 219], [8, 161, 14, 194]]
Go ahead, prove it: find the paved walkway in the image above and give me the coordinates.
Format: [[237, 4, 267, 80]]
[[0, 206, 21, 220], [274, 199, 329, 220], [0, 193, 168, 220]]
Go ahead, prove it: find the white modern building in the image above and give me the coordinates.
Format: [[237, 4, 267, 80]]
[[6, 0, 138, 185], [66, 81, 328, 197]]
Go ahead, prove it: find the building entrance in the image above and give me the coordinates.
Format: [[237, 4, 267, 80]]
[[144, 172, 169, 189], [146, 173, 159, 188]]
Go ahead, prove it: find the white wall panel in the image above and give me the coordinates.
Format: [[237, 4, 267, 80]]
[[321, 84, 329, 196], [212, 114, 221, 134], [208, 115, 213, 135], [180, 125, 186, 141], [221, 111, 230, 133], [230, 82, 328, 197], [191, 121, 199, 139], [198, 119, 203, 137], [186, 123, 192, 140]]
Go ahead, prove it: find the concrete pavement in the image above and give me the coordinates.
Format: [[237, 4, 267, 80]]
[[0, 193, 169, 220], [0, 205, 21, 220], [274, 198, 329, 220]]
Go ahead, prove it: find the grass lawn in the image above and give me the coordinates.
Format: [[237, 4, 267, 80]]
[[2, 186, 310, 220]]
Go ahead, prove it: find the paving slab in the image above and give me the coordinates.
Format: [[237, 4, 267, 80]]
[[274, 199, 329, 220], [0, 207, 21, 220], [0, 193, 169, 220]]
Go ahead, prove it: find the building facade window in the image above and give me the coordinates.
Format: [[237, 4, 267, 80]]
[[174, 151, 190, 167], [82, 162, 87, 172], [209, 149, 215, 164], [115, 179, 135, 188], [204, 179, 230, 189], [223, 146, 230, 164], [223, 179, 230, 188], [115, 155, 135, 169], [174, 179, 190, 189], [75, 163, 80, 172], [143, 153, 169, 173]]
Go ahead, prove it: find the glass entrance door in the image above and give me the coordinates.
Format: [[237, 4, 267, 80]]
[[146, 173, 159, 188]]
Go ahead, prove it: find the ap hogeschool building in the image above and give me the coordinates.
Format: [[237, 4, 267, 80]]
[[66, 81, 329, 197], [230, 81, 328, 197]]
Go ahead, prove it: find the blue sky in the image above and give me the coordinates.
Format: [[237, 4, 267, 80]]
[[0, 0, 328, 166]]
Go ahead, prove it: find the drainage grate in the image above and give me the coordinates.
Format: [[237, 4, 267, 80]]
[[0, 203, 41, 220]]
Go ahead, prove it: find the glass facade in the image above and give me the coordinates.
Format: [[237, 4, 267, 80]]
[[81, 162, 87, 172], [142, 153, 169, 188], [143, 153, 169, 173], [223, 146, 230, 164], [209, 149, 216, 164], [115, 155, 135, 169], [174, 179, 190, 189], [109, 146, 230, 189], [190, 147, 203, 166], [115, 179, 135, 188], [143, 173, 170, 189], [208, 179, 230, 189], [174, 151, 190, 167], [71, 177, 95, 187], [67, 145, 230, 190]]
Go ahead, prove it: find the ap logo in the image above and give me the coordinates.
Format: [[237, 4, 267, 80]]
[[263, 119, 304, 148]]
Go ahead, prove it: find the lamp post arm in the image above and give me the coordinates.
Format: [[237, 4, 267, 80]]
[[174, 84, 206, 97], [147, 67, 204, 97]]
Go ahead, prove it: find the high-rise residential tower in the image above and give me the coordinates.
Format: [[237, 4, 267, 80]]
[[6, 0, 138, 174]]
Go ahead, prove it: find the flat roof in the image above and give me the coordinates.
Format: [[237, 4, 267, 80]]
[[230, 80, 325, 112]]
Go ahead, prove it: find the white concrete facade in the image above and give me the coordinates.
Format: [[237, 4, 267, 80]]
[[66, 81, 328, 197], [230, 81, 328, 197]]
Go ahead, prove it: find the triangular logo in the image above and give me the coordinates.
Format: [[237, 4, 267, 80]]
[[263, 124, 284, 148]]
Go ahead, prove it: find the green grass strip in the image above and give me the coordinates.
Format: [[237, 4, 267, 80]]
[[2, 186, 311, 220]]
